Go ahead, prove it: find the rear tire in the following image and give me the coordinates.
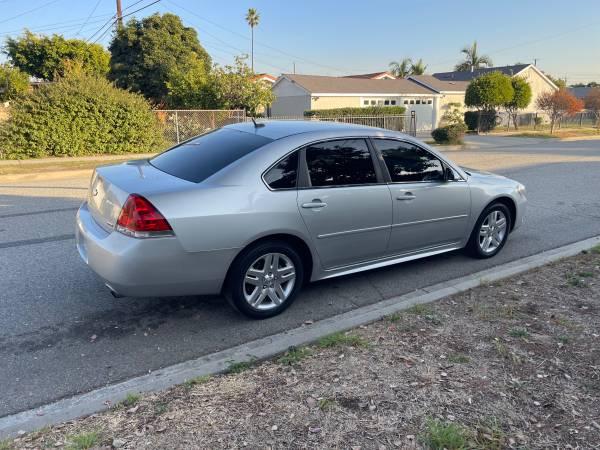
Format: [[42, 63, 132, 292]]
[[466, 202, 511, 259], [224, 240, 304, 319]]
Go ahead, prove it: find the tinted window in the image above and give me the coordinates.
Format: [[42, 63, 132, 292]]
[[306, 139, 376, 187], [150, 129, 272, 183], [264, 152, 298, 189], [374, 140, 444, 182]]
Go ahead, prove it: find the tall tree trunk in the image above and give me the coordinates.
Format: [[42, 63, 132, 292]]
[[251, 27, 254, 72]]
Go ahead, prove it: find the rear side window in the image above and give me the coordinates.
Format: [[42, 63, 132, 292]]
[[264, 151, 298, 189], [305, 139, 376, 187], [373, 139, 444, 182], [150, 129, 273, 183]]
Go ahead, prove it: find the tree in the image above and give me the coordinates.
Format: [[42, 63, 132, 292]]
[[455, 41, 493, 72], [584, 87, 600, 127], [545, 74, 567, 89], [165, 54, 209, 108], [389, 58, 412, 78], [245, 8, 260, 72], [503, 77, 532, 129], [465, 71, 513, 110], [410, 59, 427, 75], [4, 31, 109, 81], [0, 64, 30, 101], [108, 13, 212, 104], [536, 89, 584, 133], [201, 56, 274, 116]]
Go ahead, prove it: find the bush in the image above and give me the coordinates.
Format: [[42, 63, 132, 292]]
[[0, 68, 163, 159], [304, 106, 406, 117], [464, 110, 498, 132], [431, 123, 467, 144], [0, 64, 29, 101]]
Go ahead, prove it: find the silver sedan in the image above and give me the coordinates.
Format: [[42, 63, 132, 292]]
[[76, 121, 527, 318]]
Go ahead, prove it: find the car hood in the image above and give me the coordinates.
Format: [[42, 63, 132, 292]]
[[461, 166, 510, 182]]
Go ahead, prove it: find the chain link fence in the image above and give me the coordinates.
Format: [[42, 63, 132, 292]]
[[266, 112, 417, 136], [154, 110, 247, 146], [466, 110, 599, 133]]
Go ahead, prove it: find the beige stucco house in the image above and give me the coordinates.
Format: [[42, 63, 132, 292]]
[[270, 64, 558, 130]]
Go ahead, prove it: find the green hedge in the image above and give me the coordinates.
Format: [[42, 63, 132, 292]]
[[0, 70, 164, 159], [464, 110, 498, 132], [431, 123, 467, 144], [304, 106, 406, 117]]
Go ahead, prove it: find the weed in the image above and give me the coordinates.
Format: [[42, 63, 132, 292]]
[[578, 271, 593, 278], [501, 304, 517, 319], [277, 347, 312, 365], [318, 398, 336, 411], [184, 375, 211, 389], [557, 335, 570, 344], [154, 402, 168, 415], [386, 313, 402, 322], [65, 432, 99, 450], [447, 353, 470, 364], [590, 244, 600, 254], [474, 417, 506, 450], [509, 328, 530, 339], [407, 304, 432, 315], [553, 316, 581, 330], [317, 332, 369, 349], [420, 419, 471, 450], [424, 314, 443, 325], [118, 393, 140, 408], [494, 340, 509, 358], [0, 439, 13, 450], [227, 360, 255, 374], [566, 274, 585, 287]]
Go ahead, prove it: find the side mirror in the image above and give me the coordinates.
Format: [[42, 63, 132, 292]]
[[444, 167, 455, 181]]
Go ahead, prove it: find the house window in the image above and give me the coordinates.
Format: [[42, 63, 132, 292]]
[[363, 100, 369, 106], [410, 100, 415, 105], [404, 100, 408, 104], [390, 100, 396, 105], [384, 100, 390, 105], [370, 100, 376, 105], [428, 99, 432, 104]]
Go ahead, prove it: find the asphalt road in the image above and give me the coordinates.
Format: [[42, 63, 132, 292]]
[[1, 136, 600, 417]]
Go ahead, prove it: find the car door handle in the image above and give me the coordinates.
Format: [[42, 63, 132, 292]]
[[396, 193, 416, 200], [302, 200, 327, 209]]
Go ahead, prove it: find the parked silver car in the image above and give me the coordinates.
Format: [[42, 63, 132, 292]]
[[76, 121, 526, 318]]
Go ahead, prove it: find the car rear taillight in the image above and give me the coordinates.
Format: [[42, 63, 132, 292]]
[[116, 194, 174, 238]]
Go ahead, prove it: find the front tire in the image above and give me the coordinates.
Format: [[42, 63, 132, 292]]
[[224, 241, 304, 319], [466, 202, 511, 259]]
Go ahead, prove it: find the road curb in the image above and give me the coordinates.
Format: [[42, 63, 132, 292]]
[[1, 235, 599, 438]]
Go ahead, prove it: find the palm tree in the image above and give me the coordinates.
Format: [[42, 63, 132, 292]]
[[245, 8, 260, 72], [455, 41, 493, 72], [389, 58, 412, 78], [410, 59, 427, 75]]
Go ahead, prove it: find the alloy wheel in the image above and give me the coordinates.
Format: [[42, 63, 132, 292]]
[[243, 252, 296, 310], [478, 210, 507, 254]]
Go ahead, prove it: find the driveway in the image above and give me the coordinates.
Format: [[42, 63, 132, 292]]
[[1, 136, 600, 417]]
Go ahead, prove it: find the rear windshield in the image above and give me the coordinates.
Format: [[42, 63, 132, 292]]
[[150, 128, 273, 183]]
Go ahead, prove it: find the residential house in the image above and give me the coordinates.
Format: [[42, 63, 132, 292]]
[[270, 74, 440, 130], [569, 86, 592, 100]]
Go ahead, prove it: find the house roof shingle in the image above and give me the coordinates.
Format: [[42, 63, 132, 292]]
[[408, 75, 469, 92], [569, 86, 592, 99], [343, 71, 396, 80], [432, 64, 531, 82], [281, 74, 437, 95]]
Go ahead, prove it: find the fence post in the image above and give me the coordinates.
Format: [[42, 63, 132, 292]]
[[579, 113, 583, 128], [174, 111, 180, 144]]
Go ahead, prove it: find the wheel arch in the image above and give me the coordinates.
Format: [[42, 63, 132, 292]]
[[489, 196, 517, 231], [223, 233, 315, 291]]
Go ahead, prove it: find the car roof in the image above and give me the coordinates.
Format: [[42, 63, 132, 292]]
[[225, 120, 376, 140]]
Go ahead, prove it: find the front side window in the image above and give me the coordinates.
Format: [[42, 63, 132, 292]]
[[264, 151, 298, 189], [373, 139, 444, 183], [305, 139, 377, 187]]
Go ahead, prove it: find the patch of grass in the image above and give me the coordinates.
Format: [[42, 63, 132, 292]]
[[494, 340, 509, 358], [557, 335, 570, 344], [508, 327, 530, 339], [118, 392, 140, 408], [154, 401, 168, 415], [386, 313, 402, 322], [406, 303, 433, 316], [65, 432, 100, 450], [226, 360, 255, 374], [184, 374, 211, 389], [277, 346, 312, 366], [508, 132, 557, 139], [424, 314, 443, 325], [317, 332, 369, 349], [500, 304, 518, 319], [553, 315, 580, 330], [578, 271, 594, 277], [0, 439, 14, 450], [318, 398, 336, 411], [590, 244, 600, 254], [472, 304, 495, 321], [420, 419, 471, 450], [566, 274, 586, 287], [447, 353, 470, 364]]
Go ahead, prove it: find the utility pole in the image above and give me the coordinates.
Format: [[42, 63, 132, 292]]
[[533, 58, 539, 66], [293, 62, 296, 74], [116, 0, 123, 28]]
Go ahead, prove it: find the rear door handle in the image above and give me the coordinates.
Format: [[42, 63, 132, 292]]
[[302, 200, 327, 209], [396, 192, 416, 201]]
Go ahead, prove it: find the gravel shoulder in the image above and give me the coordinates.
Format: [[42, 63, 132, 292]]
[[6, 246, 600, 450]]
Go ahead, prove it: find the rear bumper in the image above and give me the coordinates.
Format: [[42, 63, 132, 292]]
[[76, 202, 237, 297]]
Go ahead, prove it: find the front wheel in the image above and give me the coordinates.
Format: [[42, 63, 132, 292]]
[[224, 241, 304, 319], [466, 203, 511, 259]]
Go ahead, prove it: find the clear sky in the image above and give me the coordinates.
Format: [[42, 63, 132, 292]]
[[1, 0, 599, 83]]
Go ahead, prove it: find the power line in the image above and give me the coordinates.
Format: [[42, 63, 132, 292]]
[[0, 15, 114, 37], [91, 0, 161, 44], [75, 0, 104, 36], [0, 0, 62, 25]]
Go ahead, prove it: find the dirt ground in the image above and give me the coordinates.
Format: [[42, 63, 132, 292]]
[[6, 248, 600, 450]]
